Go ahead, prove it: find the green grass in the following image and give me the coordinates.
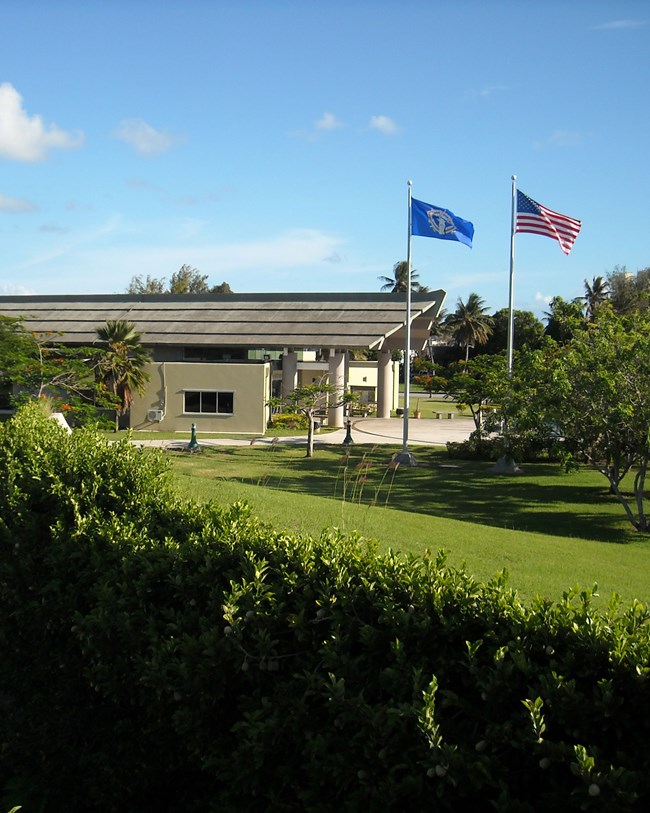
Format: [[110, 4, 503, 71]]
[[103, 426, 338, 441], [396, 394, 472, 419], [167, 443, 650, 608]]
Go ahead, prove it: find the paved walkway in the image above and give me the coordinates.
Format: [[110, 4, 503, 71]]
[[133, 416, 475, 450]]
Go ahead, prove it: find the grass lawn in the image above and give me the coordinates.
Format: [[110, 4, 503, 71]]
[[167, 443, 650, 609], [396, 393, 471, 419], [104, 426, 338, 441]]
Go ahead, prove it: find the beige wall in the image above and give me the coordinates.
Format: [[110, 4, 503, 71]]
[[131, 361, 271, 434], [293, 359, 397, 407]]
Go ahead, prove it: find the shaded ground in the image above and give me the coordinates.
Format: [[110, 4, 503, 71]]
[[169, 444, 642, 545]]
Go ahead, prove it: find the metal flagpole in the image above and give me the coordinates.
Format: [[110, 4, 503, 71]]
[[493, 175, 521, 474], [506, 175, 517, 376], [396, 180, 417, 466]]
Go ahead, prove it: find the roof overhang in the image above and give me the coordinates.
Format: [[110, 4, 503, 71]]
[[0, 291, 447, 352]]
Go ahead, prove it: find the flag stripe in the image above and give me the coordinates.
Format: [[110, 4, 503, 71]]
[[516, 190, 581, 255]]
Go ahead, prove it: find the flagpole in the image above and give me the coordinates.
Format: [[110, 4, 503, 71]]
[[492, 175, 522, 474], [396, 180, 416, 466], [506, 175, 517, 376]]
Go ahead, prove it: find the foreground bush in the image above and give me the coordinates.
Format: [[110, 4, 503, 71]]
[[1, 403, 649, 812]]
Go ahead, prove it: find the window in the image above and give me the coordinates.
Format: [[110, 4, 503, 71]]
[[183, 346, 245, 361], [184, 390, 234, 415]]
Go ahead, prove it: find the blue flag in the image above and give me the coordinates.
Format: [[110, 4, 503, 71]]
[[411, 198, 474, 248]]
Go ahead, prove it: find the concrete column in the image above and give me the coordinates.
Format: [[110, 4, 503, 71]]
[[282, 350, 298, 397], [376, 349, 393, 418], [328, 350, 346, 428]]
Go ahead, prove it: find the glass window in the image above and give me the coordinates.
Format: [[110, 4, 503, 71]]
[[184, 391, 234, 415], [217, 391, 234, 413]]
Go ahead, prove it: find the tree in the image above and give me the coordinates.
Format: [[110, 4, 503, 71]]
[[268, 379, 354, 458], [126, 275, 166, 294], [212, 281, 233, 294], [125, 265, 233, 295], [169, 264, 210, 293], [95, 320, 151, 432], [583, 275, 610, 321], [428, 306, 450, 340], [444, 292, 493, 362], [442, 355, 508, 436], [0, 315, 113, 424], [378, 261, 428, 293], [543, 295, 585, 343], [481, 308, 545, 356], [505, 309, 650, 531], [0, 315, 33, 405], [607, 266, 650, 314]]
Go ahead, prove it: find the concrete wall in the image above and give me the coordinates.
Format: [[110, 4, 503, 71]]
[[131, 361, 271, 434]]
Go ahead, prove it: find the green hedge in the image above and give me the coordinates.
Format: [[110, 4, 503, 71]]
[[1, 403, 650, 812], [268, 412, 309, 430]]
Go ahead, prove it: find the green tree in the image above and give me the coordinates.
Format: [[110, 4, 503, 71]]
[[445, 292, 493, 362], [169, 264, 210, 293], [481, 308, 545, 355], [607, 266, 650, 314], [125, 265, 234, 295], [0, 315, 33, 405], [505, 309, 650, 531], [125, 274, 167, 294], [95, 320, 151, 431], [0, 315, 112, 424], [268, 379, 354, 458], [211, 281, 233, 294], [583, 275, 610, 321], [378, 261, 428, 293], [543, 295, 585, 343], [443, 355, 507, 436]]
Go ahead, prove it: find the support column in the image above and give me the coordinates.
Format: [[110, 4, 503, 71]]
[[282, 349, 298, 397], [328, 350, 345, 428], [376, 349, 393, 418]]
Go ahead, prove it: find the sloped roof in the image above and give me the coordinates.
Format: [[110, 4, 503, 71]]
[[0, 291, 446, 351]]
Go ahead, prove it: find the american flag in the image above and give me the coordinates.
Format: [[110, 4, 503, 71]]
[[516, 190, 582, 255]]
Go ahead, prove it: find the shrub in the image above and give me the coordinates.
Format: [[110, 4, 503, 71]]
[[446, 431, 563, 463], [1, 403, 650, 812], [267, 411, 309, 430]]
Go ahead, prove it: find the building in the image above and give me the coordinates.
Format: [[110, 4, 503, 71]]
[[0, 291, 446, 433]]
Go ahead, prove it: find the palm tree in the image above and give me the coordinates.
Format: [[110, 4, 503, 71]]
[[378, 261, 428, 293], [445, 293, 493, 363], [95, 320, 151, 431], [583, 275, 610, 321], [428, 306, 449, 339]]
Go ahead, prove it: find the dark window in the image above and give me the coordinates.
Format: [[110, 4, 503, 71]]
[[184, 391, 234, 414], [183, 346, 245, 361]]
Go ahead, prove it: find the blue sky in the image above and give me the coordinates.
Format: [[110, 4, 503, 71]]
[[0, 0, 648, 316]]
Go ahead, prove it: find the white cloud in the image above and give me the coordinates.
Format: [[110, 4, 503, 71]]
[[0, 192, 38, 213], [466, 85, 507, 100], [535, 291, 552, 305], [592, 19, 648, 30], [369, 115, 399, 135], [533, 130, 583, 149], [7, 225, 347, 294], [113, 118, 186, 155], [39, 222, 68, 234], [0, 83, 84, 162], [315, 112, 343, 130], [0, 282, 35, 295], [478, 85, 507, 98]]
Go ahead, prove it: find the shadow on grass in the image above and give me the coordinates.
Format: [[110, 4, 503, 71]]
[[169, 444, 643, 545]]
